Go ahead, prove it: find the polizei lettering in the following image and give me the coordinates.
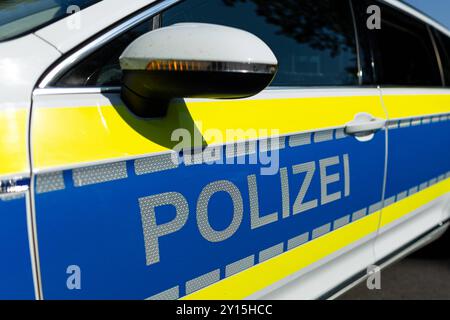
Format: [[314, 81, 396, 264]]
[[139, 154, 351, 266]]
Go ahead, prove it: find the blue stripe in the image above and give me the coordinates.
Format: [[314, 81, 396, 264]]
[[385, 118, 450, 201], [35, 129, 385, 299], [0, 195, 35, 299]]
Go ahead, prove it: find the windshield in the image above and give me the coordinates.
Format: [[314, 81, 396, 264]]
[[0, 0, 102, 42]]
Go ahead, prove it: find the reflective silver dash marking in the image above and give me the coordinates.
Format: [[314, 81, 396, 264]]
[[184, 149, 205, 166], [242, 141, 257, 156], [432, 116, 440, 123], [186, 270, 220, 295], [226, 143, 242, 159], [383, 196, 396, 207], [312, 223, 331, 239], [369, 201, 382, 214], [419, 182, 428, 191], [135, 153, 178, 175], [0, 193, 25, 201], [259, 243, 284, 263], [422, 117, 431, 124], [333, 215, 350, 230], [352, 208, 367, 221], [387, 121, 399, 129], [447, 171, 450, 179], [314, 130, 333, 143], [438, 174, 445, 182], [226, 141, 257, 158], [148, 286, 179, 300], [399, 119, 411, 128], [289, 133, 311, 147], [396, 191, 408, 201], [225, 255, 255, 277], [202, 146, 223, 164], [409, 186, 419, 196], [183, 149, 210, 167], [411, 119, 421, 126], [440, 115, 447, 122], [429, 178, 437, 186], [259, 137, 286, 152], [287, 233, 309, 250], [36, 171, 65, 194], [335, 128, 348, 140], [73, 162, 127, 187], [278, 136, 287, 150]]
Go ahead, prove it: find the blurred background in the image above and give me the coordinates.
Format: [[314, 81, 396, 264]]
[[404, 0, 450, 28]]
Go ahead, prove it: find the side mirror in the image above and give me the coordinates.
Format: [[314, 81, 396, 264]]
[[119, 23, 278, 117]]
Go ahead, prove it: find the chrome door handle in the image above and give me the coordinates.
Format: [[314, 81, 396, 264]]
[[345, 113, 386, 135]]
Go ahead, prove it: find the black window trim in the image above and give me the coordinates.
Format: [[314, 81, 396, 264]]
[[349, 0, 364, 86], [433, 28, 450, 87], [428, 25, 446, 87]]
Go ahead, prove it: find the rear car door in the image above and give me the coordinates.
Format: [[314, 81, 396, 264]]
[[362, 0, 450, 261], [31, 0, 387, 299]]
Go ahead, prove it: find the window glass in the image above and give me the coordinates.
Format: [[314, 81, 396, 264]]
[[55, 17, 156, 87], [434, 29, 450, 87], [55, 0, 360, 87], [161, 0, 359, 87], [0, 0, 102, 42], [369, 2, 442, 87]]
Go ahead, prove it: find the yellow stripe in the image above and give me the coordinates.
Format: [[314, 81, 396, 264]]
[[380, 178, 450, 227], [383, 94, 450, 119], [182, 212, 380, 300], [0, 108, 29, 177], [183, 178, 450, 300], [33, 96, 384, 170]]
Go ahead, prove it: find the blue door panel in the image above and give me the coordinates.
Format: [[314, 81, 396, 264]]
[[385, 119, 450, 199], [0, 193, 35, 299], [35, 130, 385, 299]]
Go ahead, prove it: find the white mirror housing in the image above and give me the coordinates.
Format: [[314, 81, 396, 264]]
[[119, 23, 278, 117]]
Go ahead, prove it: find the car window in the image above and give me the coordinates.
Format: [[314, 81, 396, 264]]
[[369, 1, 442, 87], [0, 0, 102, 42], [55, 17, 157, 87], [161, 0, 359, 87], [54, 0, 360, 87], [434, 29, 450, 87]]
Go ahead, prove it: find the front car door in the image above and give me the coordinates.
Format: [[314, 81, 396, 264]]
[[0, 33, 60, 300], [31, 0, 387, 299]]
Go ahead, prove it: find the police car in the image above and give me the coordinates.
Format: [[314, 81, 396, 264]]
[[0, 0, 449, 300]]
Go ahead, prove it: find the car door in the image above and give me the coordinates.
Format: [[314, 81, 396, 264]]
[[431, 27, 450, 225], [31, 0, 387, 299], [0, 96, 33, 299], [0, 133, 34, 300], [362, 1, 450, 262], [0, 33, 61, 299]]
